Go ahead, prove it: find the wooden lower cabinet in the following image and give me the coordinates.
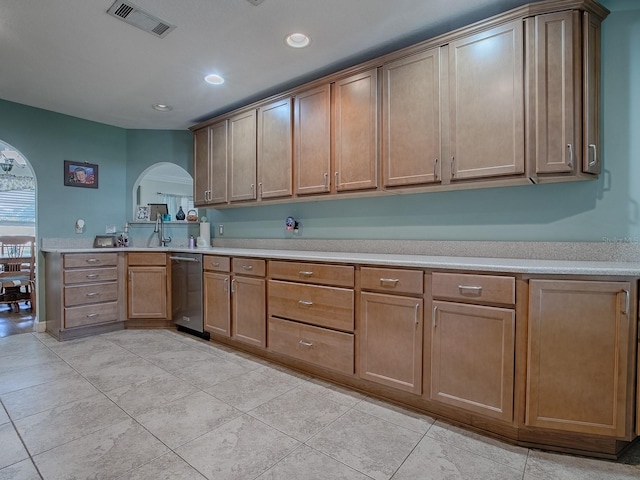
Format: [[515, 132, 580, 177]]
[[231, 275, 266, 348], [203, 271, 230, 336], [127, 266, 168, 319], [359, 292, 423, 394], [430, 301, 515, 422], [526, 279, 634, 438]]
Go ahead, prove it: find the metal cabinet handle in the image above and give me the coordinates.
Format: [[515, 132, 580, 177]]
[[250, 183, 255, 199], [588, 144, 598, 167], [622, 289, 630, 314], [241, 265, 253, 271], [230, 278, 236, 293], [86, 274, 99, 279], [323, 172, 329, 190], [86, 258, 99, 264], [434, 158, 438, 180], [432, 305, 438, 328], [298, 271, 314, 276], [567, 144, 574, 169], [299, 340, 313, 348], [258, 182, 263, 199], [414, 303, 420, 326], [86, 313, 99, 318], [380, 278, 399, 286], [450, 156, 455, 177], [298, 300, 314, 306], [458, 285, 482, 296], [212, 262, 220, 267], [86, 292, 99, 297], [223, 277, 228, 293], [335, 171, 339, 188]]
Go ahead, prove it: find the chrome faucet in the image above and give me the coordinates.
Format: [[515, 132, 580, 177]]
[[154, 214, 171, 247]]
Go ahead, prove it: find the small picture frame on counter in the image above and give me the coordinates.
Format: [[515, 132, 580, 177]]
[[135, 205, 150, 221], [64, 160, 98, 188], [149, 203, 168, 221]]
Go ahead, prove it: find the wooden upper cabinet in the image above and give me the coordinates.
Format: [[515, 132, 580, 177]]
[[229, 110, 257, 203], [449, 20, 525, 180], [294, 84, 331, 195], [258, 97, 293, 200], [382, 48, 441, 187], [582, 11, 601, 175], [333, 69, 379, 192], [193, 128, 211, 206], [531, 11, 581, 174], [209, 120, 229, 205], [527, 279, 633, 438]]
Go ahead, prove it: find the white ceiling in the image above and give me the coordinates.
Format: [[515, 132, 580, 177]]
[[0, 0, 533, 130]]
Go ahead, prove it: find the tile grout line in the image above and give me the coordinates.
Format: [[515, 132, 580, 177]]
[[0, 399, 44, 479]]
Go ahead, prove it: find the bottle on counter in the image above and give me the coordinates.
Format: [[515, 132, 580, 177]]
[[189, 235, 195, 248], [176, 206, 186, 221]]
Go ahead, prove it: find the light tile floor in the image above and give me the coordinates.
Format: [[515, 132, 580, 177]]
[[1, 329, 639, 480]]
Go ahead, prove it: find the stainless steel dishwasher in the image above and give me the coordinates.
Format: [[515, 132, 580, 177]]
[[170, 253, 209, 339]]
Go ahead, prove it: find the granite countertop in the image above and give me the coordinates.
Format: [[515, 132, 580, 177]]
[[40, 245, 640, 276]]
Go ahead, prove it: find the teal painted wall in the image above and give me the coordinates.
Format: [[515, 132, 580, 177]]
[[203, 0, 640, 242]]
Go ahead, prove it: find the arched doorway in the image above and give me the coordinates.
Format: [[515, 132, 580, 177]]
[[0, 140, 37, 337]]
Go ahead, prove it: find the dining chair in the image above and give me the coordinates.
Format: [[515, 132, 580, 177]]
[[0, 235, 36, 313]]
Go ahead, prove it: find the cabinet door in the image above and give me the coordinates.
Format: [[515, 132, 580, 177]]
[[582, 12, 601, 174], [532, 11, 581, 174], [382, 48, 441, 187], [127, 266, 168, 319], [231, 275, 266, 348], [527, 280, 632, 437], [209, 120, 229, 205], [229, 109, 257, 202], [449, 20, 524, 180], [294, 84, 331, 195], [431, 301, 515, 422], [333, 69, 378, 192], [193, 128, 210, 206], [203, 272, 230, 337], [258, 98, 293, 200], [360, 292, 423, 394]]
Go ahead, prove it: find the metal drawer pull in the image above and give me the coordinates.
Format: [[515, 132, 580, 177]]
[[567, 144, 574, 168], [432, 305, 438, 328], [588, 144, 598, 167], [86, 258, 99, 264], [299, 271, 314, 276], [86, 313, 99, 318], [380, 278, 399, 286], [323, 172, 329, 190], [434, 158, 438, 180], [231, 278, 236, 293], [241, 265, 253, 271], [223, 278, 228, 293], [212, 262, 220, 267], [414, 303, 420, 326], [298, 300, 314, 306], [86, 292, 100, 297], [299, 340, 313, 348], [86, 274, 99, 279], [451, 156, 455, 177], [458, 285, 482, 295], [622, 289, 630, 314]]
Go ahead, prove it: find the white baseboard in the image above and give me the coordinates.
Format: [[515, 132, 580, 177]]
[[36, 321, 46, 333]]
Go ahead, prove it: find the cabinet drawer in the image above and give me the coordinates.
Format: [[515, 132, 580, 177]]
[[361, 267, 423, 295], [64, 267, 118, 285], [268, 317, 354, 375], [64, 302, 119, 329], [64, 282, 118, 307], [232, 257, 265, 277], [127, 252, 167, 266], [268, 280, 354, 332], [432, 272, 515, 305], [203, 255, 230, 272], [269, 261, 354, 287], [63, 253, 117, 268]]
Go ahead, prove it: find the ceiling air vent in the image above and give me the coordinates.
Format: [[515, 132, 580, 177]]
[[106, 1, 176, 38]]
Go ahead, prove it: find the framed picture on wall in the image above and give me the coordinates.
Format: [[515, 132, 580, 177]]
[[148, 203, 168, 221], [135, 205, 150, 221], [64, 160, 98, 188]]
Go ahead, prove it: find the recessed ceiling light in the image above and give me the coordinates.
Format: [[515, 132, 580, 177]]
[[152, 103, 173, 112], [204, 74, 225, 85], [285, 32, 311, 48]]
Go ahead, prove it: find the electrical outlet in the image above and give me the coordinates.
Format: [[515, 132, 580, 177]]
[[218, 224, 224, 236]]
